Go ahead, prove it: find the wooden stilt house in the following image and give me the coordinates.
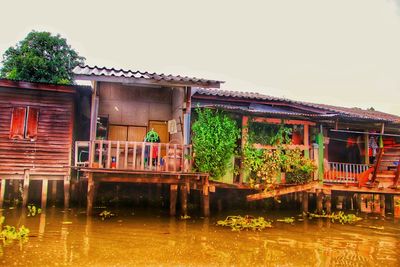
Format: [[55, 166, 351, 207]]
[[0, 79, 90, 208]]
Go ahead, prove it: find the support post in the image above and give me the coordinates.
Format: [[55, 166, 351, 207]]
[[87, 173, 94, 216], [22, 170, 30, 207], [380, 194, 385, 217], [303, 124, 310, 158], [302, 191, 309, 213], [356, 193, 362, 212], [180, 184, 188, 216], [325, 194, 332, 214], [364, 133, 369, 165], [316, 131, 325, 182], [170, 184, 178, 216], [51, 180, 57, 206], [64, 175, 70, 208], [239, 116, 249, 184], [202, 185, 210, 217], [41, 179, 48, 209], [316, 190, 323, 214], [0, 179, 5, 208]]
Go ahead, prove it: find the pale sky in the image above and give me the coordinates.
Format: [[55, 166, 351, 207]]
[[1, 0, 400, 115]]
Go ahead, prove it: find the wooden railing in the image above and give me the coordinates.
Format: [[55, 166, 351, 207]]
[[324, 162, 370, 184], [75, 140, 193, 173]]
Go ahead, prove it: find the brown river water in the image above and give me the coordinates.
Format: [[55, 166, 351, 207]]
[[0, 207, 399, 267]]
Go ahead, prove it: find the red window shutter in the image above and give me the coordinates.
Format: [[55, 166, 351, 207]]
[[26, 107, 39, 140], [10, 107, 27, 139]]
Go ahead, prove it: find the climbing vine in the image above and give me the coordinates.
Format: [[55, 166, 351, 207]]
[[192, 108, 240, 179]]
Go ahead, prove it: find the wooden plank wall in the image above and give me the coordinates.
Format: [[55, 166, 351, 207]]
[[0, 87, 74, 176]]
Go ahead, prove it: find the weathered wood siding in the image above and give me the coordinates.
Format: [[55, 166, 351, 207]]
[[0, 87, 74, 176]]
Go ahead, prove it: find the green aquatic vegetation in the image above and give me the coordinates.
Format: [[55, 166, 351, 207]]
[[27, 204, 42, 217], [99, 210, 115, 220], [0, 216, 30, 245], [180, 215, 191, 220], [276, 217, 295, 224], [308, 211, 362, 224], [217, 215, 272, 231]]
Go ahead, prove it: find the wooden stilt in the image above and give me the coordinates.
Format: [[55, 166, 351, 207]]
[[0, 179, 6, 208], [380, 194, 385, 217], [217, 198, 223, 212], [51, 180, 57, 206], [180, 184, 188, 216], [317, 191, 323, 214], [325, 194, 332, 214], [202, 185, 210, 217], [356, 193, 362, 212], [87, 173, 94, 216], [170, 184, 178, 216], [41, 179, 48, 209], [302, 191, 309, 213], [64, 176, 70, 209], [22, 170, 30, 207]]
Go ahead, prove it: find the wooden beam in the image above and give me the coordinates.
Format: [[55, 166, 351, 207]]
[[170, 184, 178, 216], [41, 179, 48, 209], [316, 190, 323, 214], [302, 191, 309, 213], [64, 175, 70, 208], [380, 194, 385, 217], [325, 194, 332, 214], [22, 170, 30, 207], [87, 173, 94, 216], [246, 181, 320, 201], [180, 184, 188, 216], [0, 179, 6, 208], [321, 184, 400, 194], [52, 180, 57, 206], [252, 117, 316, 126]]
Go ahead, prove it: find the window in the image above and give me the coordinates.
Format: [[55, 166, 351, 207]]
[[10, 107, 39, 140]]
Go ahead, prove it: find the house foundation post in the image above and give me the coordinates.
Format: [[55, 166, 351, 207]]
[[64, 175, 70, 209], [380, 194, 386, 217], [87, 173, 94, 216], [170, 184, 178, 216], [180, 184, 188, 216], [302, 191, 309, 214], [22, 170, 30, 207], [41, 179, 48, 209]]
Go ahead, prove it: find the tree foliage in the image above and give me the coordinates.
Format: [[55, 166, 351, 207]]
[[192, 108, 240, 179], [0, 30, 85, 84]]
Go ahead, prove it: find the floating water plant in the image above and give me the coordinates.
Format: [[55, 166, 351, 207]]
[[27, 204, 41, 217], [0, 216, 30, 245], [276, 217, 295, 224], [308, 211, 362, 224], [180, 215, 191, 220], [99, 210, 115, 220], [217, 215, 272, 231]]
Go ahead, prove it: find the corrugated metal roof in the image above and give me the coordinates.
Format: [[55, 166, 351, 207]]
[[195, 102, 338, 118], [193, 88, 400, 123], [73, 65, 223, 87]]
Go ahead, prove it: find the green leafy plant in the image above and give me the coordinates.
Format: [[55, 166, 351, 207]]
[[0, 30, 85, 84], [307, 211, 362, 224], [99, 210, 115, 220], [217, 215, 272, 231], [243, 124, 316, 189], [276, 217, 295, 224], [0, 216, 30, 245], [192, 108, 240, 179], [27, 204, 42, 217]]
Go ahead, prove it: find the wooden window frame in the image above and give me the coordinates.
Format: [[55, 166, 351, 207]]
[[9, 106, 39, 141]]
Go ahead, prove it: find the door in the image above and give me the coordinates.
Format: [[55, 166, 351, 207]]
[[148, 121, 169, 143]]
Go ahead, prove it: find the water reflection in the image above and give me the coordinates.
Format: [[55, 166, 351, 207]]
[[0, 207, 399, 266]]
